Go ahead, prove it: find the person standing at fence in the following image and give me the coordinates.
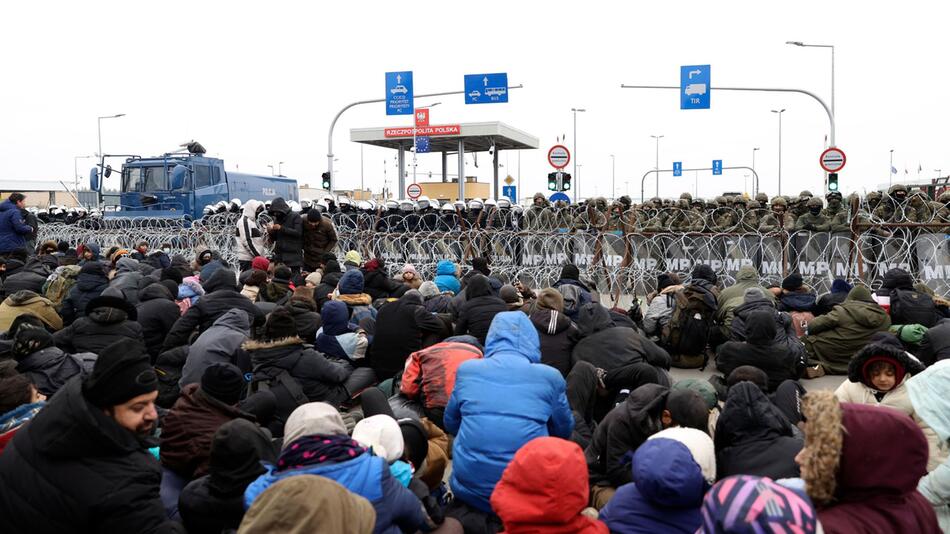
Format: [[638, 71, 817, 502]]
[[0, 193, 33, 256], [303, 202, 338, 273], [235, 200, 266, 272], [757, 197, 794, 233], [266, 198, 303, 274]]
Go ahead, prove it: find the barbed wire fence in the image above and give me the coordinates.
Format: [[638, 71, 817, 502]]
[[35, 204, 950, 305]]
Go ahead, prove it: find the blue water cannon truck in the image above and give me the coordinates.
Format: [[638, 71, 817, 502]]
[[90, 141, 298, 220]]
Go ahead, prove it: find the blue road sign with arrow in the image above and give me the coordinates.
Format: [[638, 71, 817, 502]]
[[549, 192, 571, 204], [712, 159, 723, 175], [464, 73, 508, 104], [502, 186, 516, 202], [680, 65, 710, 110], [673, 161, 682, 177], [386, 71, 414, 116]]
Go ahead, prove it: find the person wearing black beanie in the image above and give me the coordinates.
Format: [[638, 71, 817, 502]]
[[471, 257, 491, 277], [200, 362, 246, 405], [781, 273, 804, 292], [691, 264, 718, 286], [263, 307, 299, 341], [0, 338, 184, 534], [160, 266, 184, 285], [559, 264, 581, 282]]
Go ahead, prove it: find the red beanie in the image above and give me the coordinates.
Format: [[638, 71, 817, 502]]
[[861, 355, 905, 390], [251, 256, 270, 272]]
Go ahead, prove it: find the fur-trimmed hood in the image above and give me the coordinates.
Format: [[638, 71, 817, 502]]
[[335, 293, 372, 307], [847, 341, 925, 388], [242, 336, 304, 352]]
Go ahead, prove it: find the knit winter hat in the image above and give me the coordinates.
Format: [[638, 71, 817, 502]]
[[400, 263, 417, 276], [418, 281, 440, 298], [743, 286, 767, 302], [263, 307, 298, 341], [691, 264, 717, 285], [12, 324, 54, 361], [282, 402, 348, 449], [831, 278, 853, 294], [82, 338, 157, 407], [160, 266, 183, 285], [398, 418, 429, 471], [647, 427, 716, 485], [672, 378, 719, 410], [352, 414, 405, 463], [305, 271, 322, 287], [700, 475, 818, 534], [559, 264, 580, 281], [781, 273, 804, 291], [344, 250, 362, 266], [499, 285, 524, 307], [200, 260, 224, 283], [657, 272, 680, 292], [307, 209, 323, 223], [535, 288, 565, 312], [201, 363, 245, 405], [80, 261, 105, 276], [159, 280, 180, 300], [251, 256, 270, 272], [272, 266, 292, 284], [471, 257, 491, 276], [110, 249, 130, 264]]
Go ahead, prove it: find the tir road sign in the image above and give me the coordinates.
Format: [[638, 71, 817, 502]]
[[548, 145, 571, 169], [681, 65, 710, 110], [820, 147, 847, 173]]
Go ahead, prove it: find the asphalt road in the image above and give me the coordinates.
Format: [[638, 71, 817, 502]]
[[670, 362, 845, 391]]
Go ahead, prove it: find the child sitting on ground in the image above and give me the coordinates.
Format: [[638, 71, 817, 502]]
[[835, 334, 946, 471]]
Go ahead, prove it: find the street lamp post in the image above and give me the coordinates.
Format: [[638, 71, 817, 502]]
[[890, 149, 895, 186], [650, 135, 664, 197], [752, 147, 760, 177], [787, 41, 835, 119], [267, 165, 275, 176], [610, 154, 616, 199], [278, 161, 284, 176], [571, 108, 586, 202], [96, 113, 125, 182], [74, 155, 95, 191], [771, 109, 785, 195]]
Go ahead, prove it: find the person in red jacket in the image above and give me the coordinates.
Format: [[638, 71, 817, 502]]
[[491, 436, 607, 534], [400, 336, 482, 430], [797, 390, 940, 533]]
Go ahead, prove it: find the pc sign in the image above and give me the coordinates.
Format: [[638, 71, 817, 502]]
[[681, 65, 710, 110]]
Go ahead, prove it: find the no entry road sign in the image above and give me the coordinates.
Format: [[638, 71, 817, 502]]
[[820, 147, 846, 173], [548, 145, 571, 169]]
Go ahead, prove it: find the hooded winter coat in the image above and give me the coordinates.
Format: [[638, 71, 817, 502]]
[[0, 290, 63, 332], [908, 360, 950, 532], [642, 284, 682, 337], [268, 197, 304, 268], [314, 267, 343, 311], [287, 296, 321, 342], [0, 199, 34, 253], [178, 419, 277, 534], [834, 342, 944, 472], [16, 345, 96, 397], [370, 291, 444, 381], [919, 318, 950, 366], [433, 260, 461, 295], [60, 262, 109, 325], [302, 213, 338, 270], [585, 383, 669, 488], [716, 266, 774, 306], [53, 288, 143, 354], [0, 379, 183, 534], [240, 475, 377, 534], [530, 308, 580, 377], [572, 303, 671, 372], [160, 384, 257, 480], [401, 340, 483, 410], [804, 286, 891, 374], [109, 257, 145, 305], [598, 437, 708, 534], [714, 382, 802, 480], [336, 269, 378, 326], [491, 436, 608, 534], [235, 199, 266, 262], [717, 310, 803, 391], [179, 308, 250, 387], [136, 283, 181, 360], [730, 295, 802, 355], [315, 300, 368, 363], [445, 312, 574, 513], [163, 268, 263, 350], [1, 258, 51, 297], [245, 337, 351, 435], [454, 274, 508, 346], [807, 400, 940, 533]]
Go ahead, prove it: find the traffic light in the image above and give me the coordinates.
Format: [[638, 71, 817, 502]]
[[828, 173, 839, 192], [560, 173, 572, 191], [321, 172, 331, 190], [547, 172, 558, 191]]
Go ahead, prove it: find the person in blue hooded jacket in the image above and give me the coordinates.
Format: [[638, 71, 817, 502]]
[[444, 311, 574, 517], [0, 194, 33, 255], [433, 260, 461, 296]]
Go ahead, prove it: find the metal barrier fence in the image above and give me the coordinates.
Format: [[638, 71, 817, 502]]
[[36, 210, 950, 303]]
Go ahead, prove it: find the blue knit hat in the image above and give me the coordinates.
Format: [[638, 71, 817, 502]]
[[831, 278, 853, 294]]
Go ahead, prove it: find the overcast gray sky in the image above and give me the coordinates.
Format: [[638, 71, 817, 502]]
[[1, 1, 947, 202]]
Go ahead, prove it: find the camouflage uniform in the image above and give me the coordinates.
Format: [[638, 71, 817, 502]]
[[795, 197, 831, 232], [668, 199, 695, 232], [711, 200, 739, 232], [740, 200, 763, 232], [933, 191, 950, 233], [552, 200, 574, 230], [755, 192, 769, 209], [823, 191, 851, 232], [688, 199, 710, 232], [909, 191, 934, 223], [873, 184, 916, 223], [758, 197, 795, 232], [604, 201, 630, 233], [573, 197, 608, 231], [524, 192, 555, 232], [788, 196, 809, 224]]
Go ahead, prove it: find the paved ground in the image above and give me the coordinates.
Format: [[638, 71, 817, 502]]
[[670, 362, 844, 391]]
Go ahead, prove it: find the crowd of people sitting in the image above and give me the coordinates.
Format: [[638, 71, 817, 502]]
[[0, 190, 948, 533]]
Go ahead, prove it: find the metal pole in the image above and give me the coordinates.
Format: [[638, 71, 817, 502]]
[[889, 149, 894, 187], [620, 84, 835, 146], [326, 85, 524, 188], [777, 112, 783, 195], [643, 166, 758, 204], [397, 146, 405, 199], [441, 152, 448, 183], [493, 147, 499, 200], [360, 145, 364, 194], [655, 138, 659, 197], [573, 111, 578, 202], [457, 139, 465, 201], [830, 46, 835, 119], [610, 155, 615, 199]]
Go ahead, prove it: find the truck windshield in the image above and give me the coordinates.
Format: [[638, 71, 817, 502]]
[[122, 166, 168, 192]]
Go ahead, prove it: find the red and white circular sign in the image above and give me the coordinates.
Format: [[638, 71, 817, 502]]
[[406, 183, 423, 200], [548, 145, 571, 169], [820, 147, 846, 173]]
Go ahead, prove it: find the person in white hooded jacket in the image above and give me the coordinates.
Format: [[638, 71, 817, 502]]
[[235, 200, 266, 271], [908, 359, 950, 532]]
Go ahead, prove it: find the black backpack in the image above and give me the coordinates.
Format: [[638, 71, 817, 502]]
[[889, 289, 939, 328], [662, 284, 718, 362]]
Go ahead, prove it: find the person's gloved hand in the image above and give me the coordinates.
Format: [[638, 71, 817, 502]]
[[891, 324, 928, 344]]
